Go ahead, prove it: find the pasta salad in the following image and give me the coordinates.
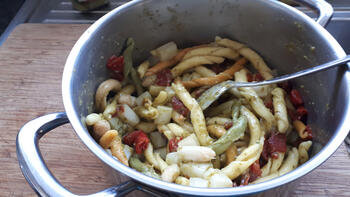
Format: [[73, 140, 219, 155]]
[[85, 37, 313, 187]]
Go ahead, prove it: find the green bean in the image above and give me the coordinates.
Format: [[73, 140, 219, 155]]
[[122, 38, 135, 79], [231, 100, 241, 122], [122, 38, 144, 95], [197, 80, 234, 110], [208, 116, 247, 155], [130, 67, 144, 96], [212, 155, 221, 169], [129, 157, 160, 179]]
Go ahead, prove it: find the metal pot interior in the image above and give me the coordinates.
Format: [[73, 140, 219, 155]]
[[62, 0, 350, 196]]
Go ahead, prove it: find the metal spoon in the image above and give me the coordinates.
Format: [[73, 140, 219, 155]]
[[198, 55, 350, 110]]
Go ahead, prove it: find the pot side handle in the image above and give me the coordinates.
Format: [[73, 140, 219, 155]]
[[292, 0, 333, 27], [16, 112, 169, 197]]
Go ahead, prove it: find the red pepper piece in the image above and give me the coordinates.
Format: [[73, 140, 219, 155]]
[[290, 89, 303, 107], [168, 137, 183, 152], [171, 96, 190, 117], [249, 160, 262, 182], [122, 130, 150, 154], [107, 55, 124, 81], [155, 69, 173, 86]]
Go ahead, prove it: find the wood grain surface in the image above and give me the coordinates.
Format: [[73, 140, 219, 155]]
[[0, 24, 349, 197]]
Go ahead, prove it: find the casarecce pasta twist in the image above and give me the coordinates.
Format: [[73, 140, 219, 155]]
[[85, 37, 314, 188]]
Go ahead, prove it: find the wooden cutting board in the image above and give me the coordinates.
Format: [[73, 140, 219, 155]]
[[0, 24, 349, 197]]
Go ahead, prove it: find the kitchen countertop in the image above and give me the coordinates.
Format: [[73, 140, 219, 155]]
[[1, 24, 350, 197]]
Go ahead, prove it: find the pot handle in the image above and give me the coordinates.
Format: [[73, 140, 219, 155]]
[[292, 0, 333, 27], [16, 112, 170, 197]]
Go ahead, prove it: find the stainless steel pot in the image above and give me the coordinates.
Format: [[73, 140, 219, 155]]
[[16, 0, 350, 196]]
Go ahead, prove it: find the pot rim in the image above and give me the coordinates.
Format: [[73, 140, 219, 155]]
[[62, 0, 350, 195]]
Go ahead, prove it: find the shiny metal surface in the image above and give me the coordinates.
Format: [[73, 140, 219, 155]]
[[16, 0, 350, 196], [202, 55, 350, 89], [295, 0, 333, 26], [16, 113, 73, 197], [16, 112, 169, 197], [198, 52, 350, 109], [62, 0, 350, 196], [26, 0, 338, 25]]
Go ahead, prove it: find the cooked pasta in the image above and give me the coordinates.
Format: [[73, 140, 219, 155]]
[[298, 141, 312, 164], [86, 37, 314, 188], [270, 152, 285, 174], [240, 106, 262, 146], [271, 88, 289, 133], [234, 69, 276, 131], [171, 56, 224, 77]]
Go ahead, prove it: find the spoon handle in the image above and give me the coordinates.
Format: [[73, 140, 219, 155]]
[[233, 54, 350, 87]]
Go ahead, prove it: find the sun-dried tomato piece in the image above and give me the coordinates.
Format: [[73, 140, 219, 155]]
[[122, 130, 150, 154], [208, 64, 226, 74], [123, 130, 141, 146], [247, 73, 253, 82], [247, 73, 264, 82], [155, 68, 173, 86], [268, 132, 287, 153], [107, 55, 124, 81], [278, 81, 292, 93], [134, 135, 150, 154], [290, 89, 303, 107], [262, 132, 287, 160], [304, 126, 313, 140], [293, 126, 313, 147], [296, 106, 308, 121], [168, 137, 183, 152], [171, 96, 190, 117], [254, 73, 264, 81], [224, 122, 233, 130], [249, 160, 262, 182], [240, 173, 250, 186], [264, 100, 273, 112], [262, 138, 269, 161], [271, 152, 279, 159]]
